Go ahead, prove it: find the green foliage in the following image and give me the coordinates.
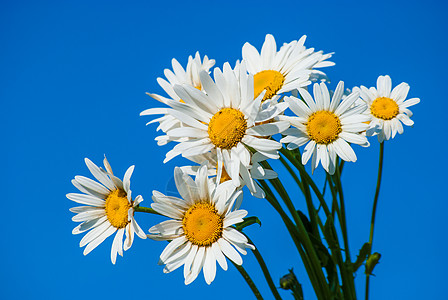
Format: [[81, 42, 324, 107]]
[[234, 216, 262, 232], [353, 243, 371, 272]]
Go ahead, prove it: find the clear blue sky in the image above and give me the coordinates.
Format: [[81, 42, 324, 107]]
[[1, 0, 447, 299]]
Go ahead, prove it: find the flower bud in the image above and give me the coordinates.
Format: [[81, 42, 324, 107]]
[[365, 252, 381, 275]]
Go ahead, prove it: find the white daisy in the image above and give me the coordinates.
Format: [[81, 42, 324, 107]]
[[356, 75, 420, 142], [67, 157, 146, 264], [242, 34, 334, 101], [280, 81, 370, 175], [145, 52, 215, 146], [148, 165, 254, 285], [141, 61, 289, 194]]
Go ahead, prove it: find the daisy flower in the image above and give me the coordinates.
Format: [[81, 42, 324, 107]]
[[67, 157, 146, 264], [148, 165, 254, 285], [280, 82, 370, 175], [242, 34, 334, 101], [356, 75, 420, 142], [141, 61, 289, 193], [145, 52, 215, 146]]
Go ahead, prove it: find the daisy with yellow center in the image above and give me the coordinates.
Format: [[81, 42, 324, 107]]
[[280, 82, 370, 174], [141, 62, 290, 196], [143, 52, 215, 146], [357, 75, 420, 142], [242, 34, 334, 102], [148, 165, 254, 285], [67, 157, 146, 264]]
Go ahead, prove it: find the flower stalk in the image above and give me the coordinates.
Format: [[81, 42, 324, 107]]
[[365, 142, 385, 300]]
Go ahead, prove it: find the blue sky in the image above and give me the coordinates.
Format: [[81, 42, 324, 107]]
[[1, 0, 447, 299]]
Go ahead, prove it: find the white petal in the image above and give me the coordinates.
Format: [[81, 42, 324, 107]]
[[223, 210, 248, 227], [160, 236, 188, 263], [72, 216, 107, 235], [330, 81, 344, 112], [84, 158, 115, 191], [67, 193, 105, 207], [149, 220, 183, 235], [122, 165, 134, 195], [187, 246, 206, 285], [151, 203, 184, 220], [218, 238, 242, 265], [74, 176, 109, 196], [167, 127, 208, 138], [298, 88, 317, 111], [223, 227, 248, 244], [203, 247, 217, 285], [286, 96, 312, 118], [72, 210, 105, 222], [164, 241, 192, 265], [334, 91, 359, 116], [339, 132, 368, 145], [111, 228, 124, 264], [199, 71, 224, 109], [83, 225, 116, 256], [247, 121, 289, 136], [211, 241, 228, 271], [334, 138, 357, 162], [243, 135, 281, 151], [302, 140, 316, 165]]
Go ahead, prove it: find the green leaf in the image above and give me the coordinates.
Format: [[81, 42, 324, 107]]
[[297, 210, 313, 234], [234, 216, 261, 231], [323, 216, 339, 252], [352, 243, 371, 272]]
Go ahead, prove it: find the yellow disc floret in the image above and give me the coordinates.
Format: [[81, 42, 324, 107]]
[[208, 108, 247, 149], [182, 202, 224, 246], [253, 70, 285, 101], [370, 97, 399, 120], [306, 111, 342, 145], [105, 189, 131, 229]]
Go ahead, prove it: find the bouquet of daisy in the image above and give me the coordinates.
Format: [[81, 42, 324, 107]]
[[66, 34, 419, 300]]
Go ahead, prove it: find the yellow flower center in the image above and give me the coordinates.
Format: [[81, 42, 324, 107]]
[[208, 108, 247, 149], [306, 111, 342, 145], [370, 97, 399, 120], [182, 202, 224, 246], [105, 189, 131, 229], [253, 70, 285, 101]]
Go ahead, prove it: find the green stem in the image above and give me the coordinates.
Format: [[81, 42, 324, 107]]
[[333, 161, 357, 299], [333, 161, 351, 262], [365, 142, 384, 300], [279, 155, 304, 192], [300, 170, 320, 238], [316, 215, 343, 300], [258, 180, 323, 300], [280, 148, 331, 217], [262, 177, 331, 300], [232, 261, 264, 300], [327, 173, 355, 300], [246, 236, 282, 300], [263, 159, 319, 238], [134, 206, 159, 215]]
